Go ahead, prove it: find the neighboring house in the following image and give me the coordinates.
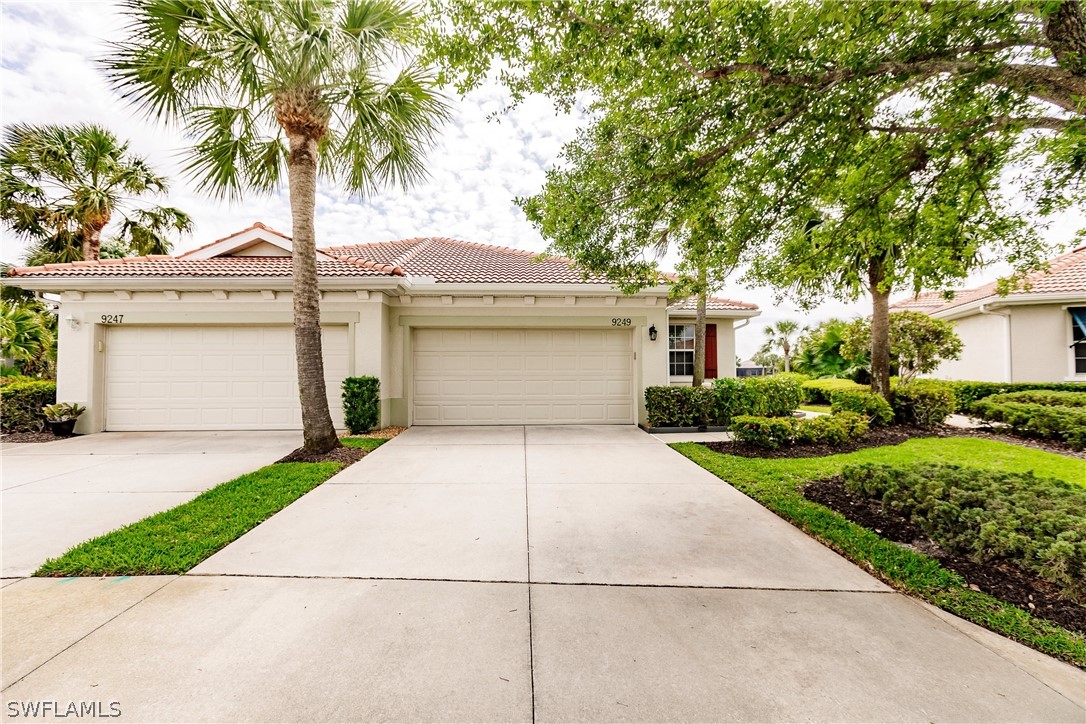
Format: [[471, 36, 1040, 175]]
[[6, 223, 759, 432], [892, 244, 1086, 383], [736, 359, 769, 378]]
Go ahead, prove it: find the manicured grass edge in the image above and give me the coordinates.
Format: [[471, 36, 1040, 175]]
[[32, 440, 388, 576], [671, 442, 1086, 669]]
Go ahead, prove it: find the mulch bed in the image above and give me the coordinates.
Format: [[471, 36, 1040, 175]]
[[0, 431, 67, 444], [804, 476, 1086, 633], [276, 445, 368, 465]]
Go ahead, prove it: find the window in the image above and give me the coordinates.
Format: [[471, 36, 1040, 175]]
[[669, 324, 694, 376], [1072, 308, 1086, 375]]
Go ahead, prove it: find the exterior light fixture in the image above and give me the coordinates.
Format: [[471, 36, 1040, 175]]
[[648, 325, 658, 341], [64, 315, 80, 330]]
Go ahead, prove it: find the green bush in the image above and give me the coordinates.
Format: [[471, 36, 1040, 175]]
[[945, 381, 1086, 414], [830, 389, 894, 426], [893, 380, 955, 428], [971, 397, 1086, 450], [731, 415, 796, 449], [739, 374, 804, 417], [842, 462, 1086, 598], [0, 380, 57, 432], [644, 386, 714, 427], [732, 411, 868, 449], [802, 378, 866, 404], [341, 376, 380, 434], [980, 390, 1086, 408]]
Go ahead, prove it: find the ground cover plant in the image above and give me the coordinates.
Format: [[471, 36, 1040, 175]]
[[36, 438, 385, 576], [972, 391, 1086, 450], [674, 437, 1086, 667]]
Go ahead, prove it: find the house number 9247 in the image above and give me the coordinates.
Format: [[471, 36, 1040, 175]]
[[611, 318, 632, 327], [100, 314, 124, 324]]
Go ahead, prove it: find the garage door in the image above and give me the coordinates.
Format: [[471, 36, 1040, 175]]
[[412, 328, 634, 425], [105, 325, 349, 430]]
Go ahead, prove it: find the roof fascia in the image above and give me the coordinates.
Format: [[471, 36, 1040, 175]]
[[933, 292, 1086, 320], [179, 227, 335, 261]]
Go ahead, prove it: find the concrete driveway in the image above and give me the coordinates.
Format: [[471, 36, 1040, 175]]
[[3, 426, 1083, 722], [1, 431, 299, 577]]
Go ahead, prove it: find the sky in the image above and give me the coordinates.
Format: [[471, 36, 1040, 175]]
[[1, 1, 1081, 359]]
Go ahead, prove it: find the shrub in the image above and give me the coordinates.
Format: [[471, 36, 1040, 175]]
[[740, 374, 804, 417], [980, 390, 1086, 408], [945, 381, 1086, 414], [0, 380, 57, 432], [830, 389, 894, 426], [893, 380, 955, 428], [341, 376, 380, 434], [971, 398, 1086, 450], [731, 415, 795, 449], [644, 386, 714, 427], [841, 462, 1086, 598], [802, 378, 865, 404]]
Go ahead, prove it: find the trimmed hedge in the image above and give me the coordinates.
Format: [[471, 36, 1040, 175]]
[[0, 380, 56, 432], [645, 386, 714, 427], [945, 381, 1086, 414], [731, 411, 868, 450], [645, 374, 804, 428], [979, 390, 1086, 408], [830, 389, 894, 426], [341, 376, 380, 434], [842, 462, 1086, 598], [971, 396, 1086, 450], [893, 380, 955, 429], [802, 378, 865, 404]]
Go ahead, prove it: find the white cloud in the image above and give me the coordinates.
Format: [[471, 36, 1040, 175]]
[[2, 1, 1081, 359]]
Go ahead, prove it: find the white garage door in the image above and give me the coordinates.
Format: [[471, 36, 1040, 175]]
[[412, 328, 635, 425], [105, 325, 349, 431]]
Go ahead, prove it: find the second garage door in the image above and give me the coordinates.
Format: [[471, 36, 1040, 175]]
[[412, 328, 635, 425], [105, 325, 349, 430]]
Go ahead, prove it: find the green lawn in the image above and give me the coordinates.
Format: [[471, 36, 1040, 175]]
[[673, 437, 1086, 667], [36, 437, 387, 577], [340, 436, 388, 452], [799, 404, 832, 414]]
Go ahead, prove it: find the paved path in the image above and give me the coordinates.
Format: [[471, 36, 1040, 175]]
[[3, 426, 1083, 721], [1, 431, 300, 577]]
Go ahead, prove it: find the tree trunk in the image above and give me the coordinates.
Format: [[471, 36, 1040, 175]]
[[868, 261, 892, 401], [287, 132, 340, 455], [782, 342, 791, 372], [82, 216, 107, 261], [1046, 0, 1086, 76], [692, 266, 708, 387]]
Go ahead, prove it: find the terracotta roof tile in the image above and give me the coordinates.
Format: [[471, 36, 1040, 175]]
[[668, 295, 759, 311], [7, 256, 398, 278], [891, 245, 1086, 314]]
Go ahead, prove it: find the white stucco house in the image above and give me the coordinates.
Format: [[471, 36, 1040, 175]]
[[892, 244, 1086, 383], [6, 223, 759, 433]]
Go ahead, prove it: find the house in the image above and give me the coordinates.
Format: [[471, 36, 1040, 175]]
[[6, 223, 759, 432], [892, 244, 1086, 383], [736, 360, 769, 378]]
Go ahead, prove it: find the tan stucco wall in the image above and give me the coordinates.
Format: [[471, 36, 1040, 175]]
[[51, 289, 682, 431], [666, 317, 738, 385], [928, 303, 1082, 383]]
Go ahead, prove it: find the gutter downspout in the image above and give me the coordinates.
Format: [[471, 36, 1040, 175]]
[[979, 303, 1012, 382]]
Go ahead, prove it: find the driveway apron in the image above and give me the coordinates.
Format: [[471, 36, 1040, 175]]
[[3, 426, 1083, 722]]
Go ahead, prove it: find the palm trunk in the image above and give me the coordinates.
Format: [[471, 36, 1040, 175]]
[[692, 266, 707, 388], [287, 132, 340, 455], [82, 220, 106, 261], [868, 260, 892, 401], [783, 343, 791, 372]]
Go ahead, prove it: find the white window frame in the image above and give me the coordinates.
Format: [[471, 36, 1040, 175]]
[[668, 324, 695, 377], [1067, 305, 1086, 380]]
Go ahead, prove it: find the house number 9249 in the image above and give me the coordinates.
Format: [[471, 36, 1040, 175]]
[[611, 318, 632, 327], [100, 314, 124, 324]]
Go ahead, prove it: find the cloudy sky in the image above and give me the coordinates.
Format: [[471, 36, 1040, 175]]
[[1, 1, 1080, 358]]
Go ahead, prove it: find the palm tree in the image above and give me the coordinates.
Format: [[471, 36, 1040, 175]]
[[0, 123, 192, 263], [760, 320, 801, 373], [0, 301, 56, 377], [104, 0, 449, 456]]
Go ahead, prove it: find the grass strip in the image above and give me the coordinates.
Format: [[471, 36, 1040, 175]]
[[340, 437, 388, 452], [36, 461, 345, 577], [799, 404, 832, 414], [672, 437, 1086, 668]]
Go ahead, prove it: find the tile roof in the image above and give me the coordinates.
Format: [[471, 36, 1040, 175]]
[[668, 295, 759, 311], [324, 237, 613, 284], [891, 245, 1086, 315], [7, 255, 400, 278]]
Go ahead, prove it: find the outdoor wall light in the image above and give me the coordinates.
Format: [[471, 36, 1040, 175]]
[[648, 325, 658, 341], [65, 315, 80, 331]]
